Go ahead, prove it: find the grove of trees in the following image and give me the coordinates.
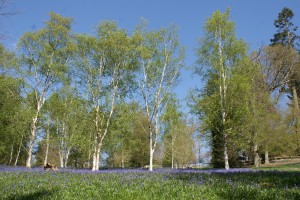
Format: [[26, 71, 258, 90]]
[[0, 6, 299, 170]]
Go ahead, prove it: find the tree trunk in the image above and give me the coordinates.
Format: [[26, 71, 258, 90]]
[[64, 149, 70, 168], [59, 152, 64, 168], [149, 131, 154, 171], [254, 143, 260, 167], [92, 139, 98, 171], [121, 151, 125, 168], [44, 120, 50, 166], [217, 28, 230, 170], [171, 136, 174, 169], [92, 133, 100, 171], [87, 144, 92, 168], [265, 148, 269, 165], [292, 84, 300, 149], [223, 134, 229, 169], [92, 142, 102, 171], [8, 142, 14, 165], [14, 135, 23, 166], [26, 115, 38, 168]]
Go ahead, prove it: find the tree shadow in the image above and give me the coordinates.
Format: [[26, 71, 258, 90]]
[[6, 188, 57, 200], [165, 169, 300, 199]]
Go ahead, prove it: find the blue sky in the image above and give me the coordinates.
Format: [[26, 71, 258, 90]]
[[1, 0, 300, 112]]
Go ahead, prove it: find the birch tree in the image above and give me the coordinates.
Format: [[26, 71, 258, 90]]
[[75, 22, 139, 171], [162, 95, 181, 169], [137, 24, 184, 171], [195, 9, 247, 169], [18, 12, 74, 168]]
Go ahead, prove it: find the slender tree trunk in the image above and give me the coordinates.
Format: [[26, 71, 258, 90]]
[[44, 120, 50, 166], [87, 134, 92, 169], [14, 135, 23, 166], [292, 84, 300, 149], [95, 145, 101, 170], [59, 152, 64, 168], [149, 130, 154, 171], [223, 134, 229, 169], [92, 106, 100, 171], [121, 150, 125, 168], [92, 85, 118, 171], [8, 142, 14, 165], [217, 30, 230, 170], [64, 149, 70, 168], [171, 136, 174, 169]]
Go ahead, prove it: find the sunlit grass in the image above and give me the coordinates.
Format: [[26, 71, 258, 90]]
[[257, 161, 300, 172], [0, 166, 299, 200]]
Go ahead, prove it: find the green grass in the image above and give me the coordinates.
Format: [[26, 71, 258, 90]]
[[0, 167, 299, 200], [257, 161, 300, 172]]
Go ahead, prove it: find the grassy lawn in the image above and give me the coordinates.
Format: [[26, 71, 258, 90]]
[[257, 160, 300, 172], [0, 166, 299, 200]]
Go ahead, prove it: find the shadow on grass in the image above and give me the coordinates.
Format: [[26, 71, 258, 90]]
[[6, 188, 58, 200], [215, 186, 300, 200], [166, 170, 300, 199]]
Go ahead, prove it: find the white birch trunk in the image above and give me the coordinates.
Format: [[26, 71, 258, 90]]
[[64, 149, 70, 168], [14, 135, 23, 166], [92, 136, 99, 171], [92, 82, 118, 171], [217, 28, 230, 170], [171, 137, 174, 169], [26, 114, 38, 168], [149, 130, 154, 171], [59, 153, 64, 168], [44, 120, 50, 166], [223, 134, 229, 169]]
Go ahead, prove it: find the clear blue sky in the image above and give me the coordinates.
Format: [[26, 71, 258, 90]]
[[2, 0, 300, 112]]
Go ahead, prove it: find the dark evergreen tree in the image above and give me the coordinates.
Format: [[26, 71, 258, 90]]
[[270, 7, 300, 154], [270, 7, 299, 48]]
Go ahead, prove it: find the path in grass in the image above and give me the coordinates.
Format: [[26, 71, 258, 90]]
[[0, 166, 300, 200]]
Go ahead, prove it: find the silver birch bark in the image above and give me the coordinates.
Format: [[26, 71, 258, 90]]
[[44, 120, 50, 166], [14, 134, 23, 166], [19, 13, 73, 168], [139, 26, 183, 171], [217, 28, 229, 170]]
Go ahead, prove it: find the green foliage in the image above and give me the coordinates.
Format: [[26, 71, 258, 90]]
[[105, 102, 150, 168], [162, 95, 196, 167], [196, 8, 247, 77], [193, 9, 250, 168], [36, 87, 89, 168], [0, 74, 30, 165], [0, 43, 17, 71], [18, 12, 75, 85]]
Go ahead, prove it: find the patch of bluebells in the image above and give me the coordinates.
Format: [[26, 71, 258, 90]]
[[1, 165, 300, 199]]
